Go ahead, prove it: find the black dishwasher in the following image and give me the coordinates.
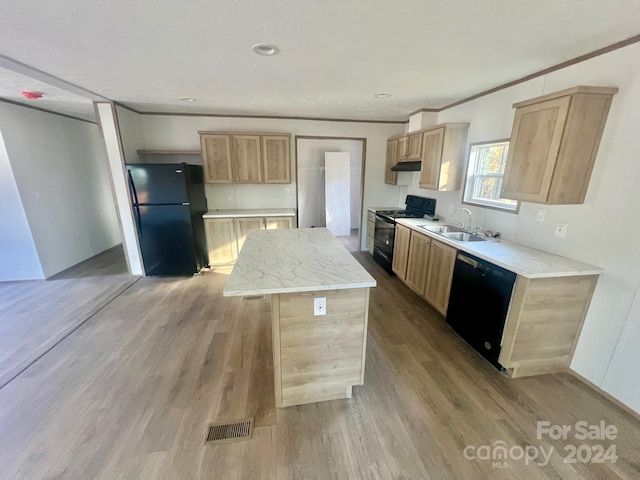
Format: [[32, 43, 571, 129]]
[[446, 252, 517, 370]]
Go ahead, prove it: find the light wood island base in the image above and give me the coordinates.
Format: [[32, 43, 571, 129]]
[[271, 287, 370, 407]]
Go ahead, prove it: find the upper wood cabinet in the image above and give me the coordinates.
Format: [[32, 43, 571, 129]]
[[501, 86, 617, 204], [392, 224, 411, 280], [199, 131, 292, 184], [397, 136, 409, 161], [200, 134, 233, 183], [232, 135, 262, 183], [405, 230, 431, 296], [418, 124, 469, 191], [262, 135, 291, 183], [385, 139, 398, 185], [407, 133, 423, 159], [424, 239, 457, 316]]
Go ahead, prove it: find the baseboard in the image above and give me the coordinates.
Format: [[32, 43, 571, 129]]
[[568, 370, 640, 422]]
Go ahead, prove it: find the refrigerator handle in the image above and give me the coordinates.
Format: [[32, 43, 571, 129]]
[[134, 205, 143, 238], [128, 170, 139, 205]]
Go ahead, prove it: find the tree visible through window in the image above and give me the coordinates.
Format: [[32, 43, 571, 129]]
[[463, 140, 518, 212]]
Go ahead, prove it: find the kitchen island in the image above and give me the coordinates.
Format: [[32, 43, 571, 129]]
[[224, 228, 376, 407]]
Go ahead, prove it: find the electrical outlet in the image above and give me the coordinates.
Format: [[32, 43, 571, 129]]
[[227, 194, 233, 202], [314, 297, 327, 316], [536, 209, 546, 222], [285, 187, 290, 194], [555, 223, 568, 238]]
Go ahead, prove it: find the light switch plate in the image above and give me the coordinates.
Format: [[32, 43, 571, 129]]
[[227, 194, 233, 202], [536, 209, 546, 222], [314, 297, 327, 316], [555, 223, 568, 238]]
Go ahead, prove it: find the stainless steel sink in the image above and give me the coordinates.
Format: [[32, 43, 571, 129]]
[[440, 232, 487, 242], [419, 224, 466, 234]]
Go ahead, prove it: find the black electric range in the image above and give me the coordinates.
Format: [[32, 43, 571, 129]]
[[373, 195, 438, 273]]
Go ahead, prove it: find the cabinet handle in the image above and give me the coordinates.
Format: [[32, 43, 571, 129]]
[[228, 177, 232, 181], [236, 178, 239, 181]]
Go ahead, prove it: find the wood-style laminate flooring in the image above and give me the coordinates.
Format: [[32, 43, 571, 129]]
[[0, 252, 638, 479], [0, 245, 135, 388]]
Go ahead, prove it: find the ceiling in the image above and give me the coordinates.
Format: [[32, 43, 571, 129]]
[[0, 0, 639, 122]]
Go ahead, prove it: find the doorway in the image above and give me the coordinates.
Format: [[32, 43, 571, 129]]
[[295, 136, 366, 252]]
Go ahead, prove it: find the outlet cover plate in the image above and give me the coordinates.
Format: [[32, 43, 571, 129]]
[[555, 223, 568, 238], [314, 297, 326, 316]]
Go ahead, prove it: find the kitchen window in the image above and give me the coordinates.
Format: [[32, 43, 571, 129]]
[[462, 140, 519, 213]]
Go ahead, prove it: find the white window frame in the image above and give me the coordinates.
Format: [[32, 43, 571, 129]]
[[462, 139, 519, 214]]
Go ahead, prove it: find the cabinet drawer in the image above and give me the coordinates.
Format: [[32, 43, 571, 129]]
[[367, 210, 376, 223], [367, 220, 375, 238]]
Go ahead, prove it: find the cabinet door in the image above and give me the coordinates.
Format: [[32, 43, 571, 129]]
[[262, 135, 291, 184], [419, 128, 444, 190], [501, 96, 571, 203], [232, 135, 262, 183], [391, 224, 411, 280], [200, 134, 232, 183], [265, 217, 293, 229], [397, 136, 409, 161], [424, 239, 457, 315], [407, 133, 423, 159], [385, 139, 398, 185], [204, 218, 237, 265], [235, 217, 265, 253], [405, 231, 431, 296]]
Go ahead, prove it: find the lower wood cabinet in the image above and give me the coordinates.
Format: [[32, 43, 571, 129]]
[[424, 239, 457, 315], [391, 224, 411, 279], [405, 230, 431, 295], [205, 216, 293, 265], [393, 226, 457, 316]]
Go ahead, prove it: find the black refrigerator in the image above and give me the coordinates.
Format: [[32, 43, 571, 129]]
[[126, 163, 207, 276]]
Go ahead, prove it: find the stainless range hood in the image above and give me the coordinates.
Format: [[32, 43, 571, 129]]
[[391, 161, 421, 172]]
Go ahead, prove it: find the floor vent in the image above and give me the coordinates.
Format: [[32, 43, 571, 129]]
[[205, 418, 253, 444], [243, 295, 266, 301]]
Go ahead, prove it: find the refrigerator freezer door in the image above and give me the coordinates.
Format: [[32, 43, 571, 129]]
[[128, 163, 189, 205], [137, 204, 198, 275]]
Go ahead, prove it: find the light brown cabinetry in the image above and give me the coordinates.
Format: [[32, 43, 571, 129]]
[[204, 215, 294, 265], [405, 231, 431, 296], [499, 274, 598, 378], [407, 133, 423, 159], [423, 239, 457, 315], [366, 210, 376, 254], [397, 136, 409, 161], [418, 124, 469, 191], [392, 226, 457, 315], [231, 135, 262, 183], [262, 136, 291, 183], [391, 224, 411, 280], [204, 218, 238, 264], [200, 135, 233, 183], [385, 139, 398, 185], [199, 132, 291, 185], [501, 86, 617, 204]]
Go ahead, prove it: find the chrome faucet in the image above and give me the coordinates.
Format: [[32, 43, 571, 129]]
[[453, 208, 473, 231]]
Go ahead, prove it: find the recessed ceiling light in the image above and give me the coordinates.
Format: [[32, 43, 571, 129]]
[[374, 93, 391, 98], [252, 44, 280, 56], [179, 97, 196, 102]]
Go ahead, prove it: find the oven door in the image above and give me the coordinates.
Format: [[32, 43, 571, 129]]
[[374, 214, 396, 263]]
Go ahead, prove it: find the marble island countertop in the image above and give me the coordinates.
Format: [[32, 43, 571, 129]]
[[224, 228, 376, 296], [203, 208, 296, 219], [396, 218, 602, 279]]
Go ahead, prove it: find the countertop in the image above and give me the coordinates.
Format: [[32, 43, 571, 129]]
[[367, 206, 400, 212], [203, 208, 296, 219], [395, 218, 602, 279], [223, 228, 377, 296]]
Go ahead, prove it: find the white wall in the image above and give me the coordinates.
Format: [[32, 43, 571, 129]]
[[0, 102, 121, 278], [139, 115, 403, 249], [404, 43, 640, 413], [297, 138, 363, 229], [0, 129, 43, 280]]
